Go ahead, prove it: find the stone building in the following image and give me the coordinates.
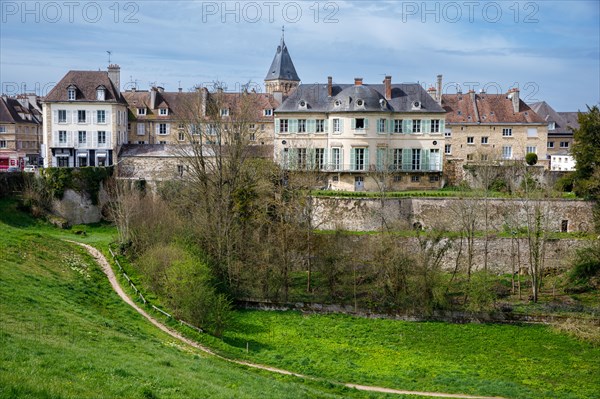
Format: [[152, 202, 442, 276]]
[[529, 101, 580, 171], [442, 89, 549, 172], [274, 76, 446, 191], [0, 94, 43, 170], [42, 65, 128, 167]]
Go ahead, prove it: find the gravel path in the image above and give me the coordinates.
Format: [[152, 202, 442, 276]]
[[74, 241, 506, 399]]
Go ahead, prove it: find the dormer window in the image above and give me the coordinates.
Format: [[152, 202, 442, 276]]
[[356, 99, 364, 107], [68, 87, 76, 101], [263, 109, 272, 116], [96, 86, 106, 101], [137, 108, 146, 116], [299, 100, 307, 108], [334, 99, 342, 107], [220, 108, 229, 117], [159, 108, 169, 116], [549, 122, 556, 130]]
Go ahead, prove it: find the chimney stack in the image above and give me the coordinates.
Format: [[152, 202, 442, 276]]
[[436, 74, 443, 105], [150, 86, 157, 109], [107, 64, 121, 96], [354, 77, 363, 86], [507, 88, 520, 113], [201, 87, 208, 117], [327, 76, 333, 97], [178, 87, 182, 93], [383, 76, 392, 100]]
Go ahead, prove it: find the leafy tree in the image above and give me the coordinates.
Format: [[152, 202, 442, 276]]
[[525, 152, 538, 166], [572, 105, 600, 199]]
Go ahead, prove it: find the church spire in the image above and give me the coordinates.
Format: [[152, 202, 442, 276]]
[[265, 28, 300, 96]]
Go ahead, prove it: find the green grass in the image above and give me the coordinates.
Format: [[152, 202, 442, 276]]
[[200, 310, 600, 399], [0, 199, 404, 399]]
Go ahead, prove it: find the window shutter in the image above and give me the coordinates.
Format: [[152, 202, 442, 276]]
[[53, 110, 58, 123], [403, 119, 412, 134], [351, 118, 356, 129], [339, 119, 344, 131], [421, 149, 430, 171], [364, 118, 369, 129], [440, 119, 445, 133], [323, 119, 329, 132], [166, 124, 171, 135], [423, 119, 431, 134], [155, 124, 160, 135], [322, 148, 328, 167], [376, 148, 385, 170], [402, 148, 411, 171], [350, 149, 356, 171], [387, 119, 393, 133], [364, 148, 370, 170], [308, 119, 316, 133], [275, 119, 280, 134]]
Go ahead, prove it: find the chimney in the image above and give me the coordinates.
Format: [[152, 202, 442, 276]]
[[157, 86, 164, 93], [150, 87, 157, 109], [507, 88, 520, 113], [327, 76, 333, 97], [354, 77, 363, 86], [436, 74, 443, 105], [200, 87, 208, 117], [468, 89, 476, 102], [383, 75, 392, 100], [107, 64, 121, 95]]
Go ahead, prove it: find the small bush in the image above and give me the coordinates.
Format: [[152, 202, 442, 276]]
[[525, 152, 538, 166]]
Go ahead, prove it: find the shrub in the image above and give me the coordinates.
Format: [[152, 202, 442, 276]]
[[525, 152, 538, 166]]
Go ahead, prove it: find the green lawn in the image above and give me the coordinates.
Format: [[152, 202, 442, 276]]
[[0, 199, 401, 399]]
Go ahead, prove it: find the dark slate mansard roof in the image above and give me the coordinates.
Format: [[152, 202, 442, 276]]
[[529, 101, 580, 135], [265, 37, 300, 82], [277, 83, 445, 113]]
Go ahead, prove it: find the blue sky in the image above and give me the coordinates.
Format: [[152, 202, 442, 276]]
[[1, 0, 598, 110]]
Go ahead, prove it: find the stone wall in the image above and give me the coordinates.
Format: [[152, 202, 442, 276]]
[[313, 197, 594, 233]]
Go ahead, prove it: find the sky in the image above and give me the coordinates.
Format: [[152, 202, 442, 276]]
[[1, 0, 599, 111]]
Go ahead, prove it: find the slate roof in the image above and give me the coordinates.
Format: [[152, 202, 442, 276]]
[[265, 36, 300, 82], [529, 101, 580, 136], [45, 70, 125, 103], [277, 82, 444, 113], [443, 93, 545, 124], [0, 95, 42, 124]]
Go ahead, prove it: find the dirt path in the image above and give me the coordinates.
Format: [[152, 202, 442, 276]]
[[74, 241, 506, 399]]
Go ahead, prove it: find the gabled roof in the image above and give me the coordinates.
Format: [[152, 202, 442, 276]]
[[277, 82, 444, 113], [45, 70, 125, 103], [443, 93, 545, 124], [265, 36, 300, 82], [529, 101, 580, 134], [0, 96, 42, 124]]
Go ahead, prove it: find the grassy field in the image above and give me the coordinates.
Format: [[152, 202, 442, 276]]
[[0, 199, 407, 399], [206, 311, 600, 399], [1, 198, 599, 399]]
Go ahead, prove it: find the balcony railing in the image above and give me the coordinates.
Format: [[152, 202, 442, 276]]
[[282, 162, 443, 173]]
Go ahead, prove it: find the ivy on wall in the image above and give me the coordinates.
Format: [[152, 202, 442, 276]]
[[41, 167, 113, 205]]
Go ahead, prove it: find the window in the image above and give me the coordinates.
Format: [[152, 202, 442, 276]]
[[481, 154, 489, 161], [160, 108, 169, 116], [279, 119, 289, 133], [332, 175, 339, 182], [137, 141, 146, 144], [178, 131, 185, 141], [331, 148, 341, 170], [502, 145, 512, 159], [0, 140, 6, 148], [377, 119, 386, 133], [58, 130, 67, 144], [159, 141, 167, 144], [315, 148, 325, 170], [393, 148, 402, 170], [527, 128, 538, 137], [178, 123, 185, 129], [333, 118, 341, 133], [250, 132, 256, 141], [220, 108, 229, 117], [466, 154, 474, 161], [264, 109, 272, 116], [412, 120, 421, 133], [526, 146, 537, 154], [412, 149, 421, 170], [0, 126, 5, 133], [316, 119, 324, 133], [97, 110, 106, 124], [445, 129, 452, 137], [411, 175, 420, 182], [431, 119, 440, 133], [445, 144, 452, 155], [394, 119, 403, 133], [68, 87, 76, 100], [137, 108, 146, 115], [353, 148, 366, 171], [467, 136, 474, 144], [560, 141, 569, 148], [481, 136, 488, 144], [297, 148, 307, 169], [355, 118, 365, 129], [78, 131, 86, 144], [137, 124, 146, 135], [260, 124, 265, 131], [58, 110, 67, 123], [177, 165, 184, 176], [77, 110, 86, 123], [57, 157, 69, 167], [393, 175, 401, 182], [158, 123, 167, 135], [298, 119, 307, 133], [97, 131, 106, 145], [547, 141, 555, 148], [96, 88, 105, 101], [502, 128, 512, 137], [429, 175, 440, 182]]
